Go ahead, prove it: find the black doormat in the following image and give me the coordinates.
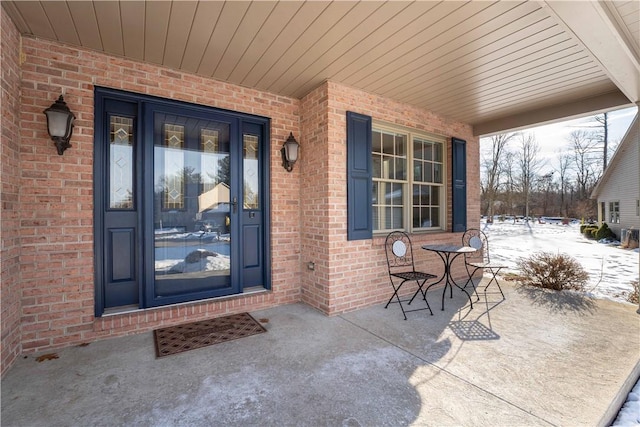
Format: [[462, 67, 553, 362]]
[[153, 313, 267, 358]]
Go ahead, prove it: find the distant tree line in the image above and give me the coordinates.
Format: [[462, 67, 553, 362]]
[[480, 113, 616, 221]]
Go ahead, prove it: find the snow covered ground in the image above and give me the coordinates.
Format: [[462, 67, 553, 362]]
[[481, 220, 638, 304], [481, 219, 639, 426]]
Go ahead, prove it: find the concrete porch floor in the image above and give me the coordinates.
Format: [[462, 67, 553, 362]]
[[2, 280, 639, 427]]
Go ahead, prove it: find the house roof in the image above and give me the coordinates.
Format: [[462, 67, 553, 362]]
[[590, 112, 639, 199], [3, 1, 639, 136]]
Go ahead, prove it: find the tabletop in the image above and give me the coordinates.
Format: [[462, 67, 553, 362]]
[[422, 244, 477, 254]]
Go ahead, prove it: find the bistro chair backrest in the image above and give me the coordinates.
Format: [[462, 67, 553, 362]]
[[462, 229, 489, 263], [385, 231, 418, 273], [461, 228, 505, 299]]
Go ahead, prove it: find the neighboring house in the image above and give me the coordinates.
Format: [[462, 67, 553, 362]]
[[591, 114, 640, 240], [1, 1, 639, 377]]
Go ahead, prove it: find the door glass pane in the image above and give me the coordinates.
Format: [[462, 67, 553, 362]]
[[243, 134, 259, 209], [109, 116, 134, 209], [153, 117, 231, 294]]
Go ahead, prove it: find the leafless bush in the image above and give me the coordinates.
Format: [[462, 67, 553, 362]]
[[627, 281, 639, 304], [516, 252, 589, 291]]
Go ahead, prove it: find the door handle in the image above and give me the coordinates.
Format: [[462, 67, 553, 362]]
[[232, 197, 237, 214]]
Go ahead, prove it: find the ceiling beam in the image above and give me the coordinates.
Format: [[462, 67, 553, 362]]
[[540, 0, 640, 104], [473, 90, 633, 137]]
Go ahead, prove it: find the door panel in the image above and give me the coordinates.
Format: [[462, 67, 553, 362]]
[[102, 100, 140, 309], [110, 228, 135, 281], [104, 227, 138, 307], [149, 110, 237, 302], [241, 127, 264, 286], [95, 88, 270, 316]]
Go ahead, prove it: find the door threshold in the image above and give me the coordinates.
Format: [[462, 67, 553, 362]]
[[101, 287, 270, 317]]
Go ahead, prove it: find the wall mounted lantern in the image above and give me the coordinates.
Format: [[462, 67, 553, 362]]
[[281, 132, 300, 172], [44, 95, 76, 155]]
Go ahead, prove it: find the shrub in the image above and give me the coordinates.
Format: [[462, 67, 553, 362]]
[[581, 225, 598, 239], [627, 281, 639, 305], [516, 252, 589, 291], [595, 222, 616, 241]]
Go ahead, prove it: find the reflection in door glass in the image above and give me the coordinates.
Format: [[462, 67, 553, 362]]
[[153, 120, 231, 287]]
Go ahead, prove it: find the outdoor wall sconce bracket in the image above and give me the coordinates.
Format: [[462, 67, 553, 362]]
[[43, 95, 76, 155], [281, 132, 300, 172]]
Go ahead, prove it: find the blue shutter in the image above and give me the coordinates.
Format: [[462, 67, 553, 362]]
[[347, 111, 373, 240], [452, 137, 467, 233]]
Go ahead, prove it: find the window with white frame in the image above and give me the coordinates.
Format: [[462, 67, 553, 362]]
[[371, 126, 445, 232], [609, 201, 620, 224]]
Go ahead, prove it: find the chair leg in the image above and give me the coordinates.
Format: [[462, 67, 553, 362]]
[[407, 280, 434, 316], [385, 282, 408, 320], [463, 264, 476, 289], [386, 279, 433, 319], [408, 279, 427, 304], [484, 269, 505, 299], [414, 280, 433, 315], [464, 265, 481, 301]]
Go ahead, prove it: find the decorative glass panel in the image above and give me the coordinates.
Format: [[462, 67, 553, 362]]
[[243, 134, 259, 210], [109, 116, 134, 209], [201, 128, 219, 193], [163, 124, 185, 210]]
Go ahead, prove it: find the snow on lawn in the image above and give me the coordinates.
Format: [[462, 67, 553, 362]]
[[482, 220, 640, 427], [615, 382, 640, 427], [481, 220, 639, 305]]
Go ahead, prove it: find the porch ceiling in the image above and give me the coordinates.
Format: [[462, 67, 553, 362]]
[[4, 0, 639, 136]]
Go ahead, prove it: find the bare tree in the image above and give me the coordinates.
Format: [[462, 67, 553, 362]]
[[517, 133, 543, 220], [594, 112, 609, 171], [481, 133, 516, 221], [554, 152, 573, 217], [502, 150, 517, 217], [537, 172, 555, 216], [567, 130, 600, 200]]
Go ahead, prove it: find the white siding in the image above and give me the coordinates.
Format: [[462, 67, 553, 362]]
[[595, 115, 640, 237]]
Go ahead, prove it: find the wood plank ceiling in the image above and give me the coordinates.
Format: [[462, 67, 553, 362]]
[[3, 0, 639, 135]]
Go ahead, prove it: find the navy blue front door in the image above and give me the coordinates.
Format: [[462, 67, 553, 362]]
[[94, 88, 270, 316]]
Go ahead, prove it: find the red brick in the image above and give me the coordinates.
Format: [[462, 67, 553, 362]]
[[4, 31, 479, 375]]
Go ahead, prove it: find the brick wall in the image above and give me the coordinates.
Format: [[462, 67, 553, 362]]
[[5, 33, 481, 364], [1, 7, 23, 377], [299, 81, 480, 315], [16, 36, 302, 354], [299, 83, 333, 312]]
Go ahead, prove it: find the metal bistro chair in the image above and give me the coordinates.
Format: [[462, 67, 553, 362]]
[[384, 231, 436, 319], [461, 229, 506, 299]]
